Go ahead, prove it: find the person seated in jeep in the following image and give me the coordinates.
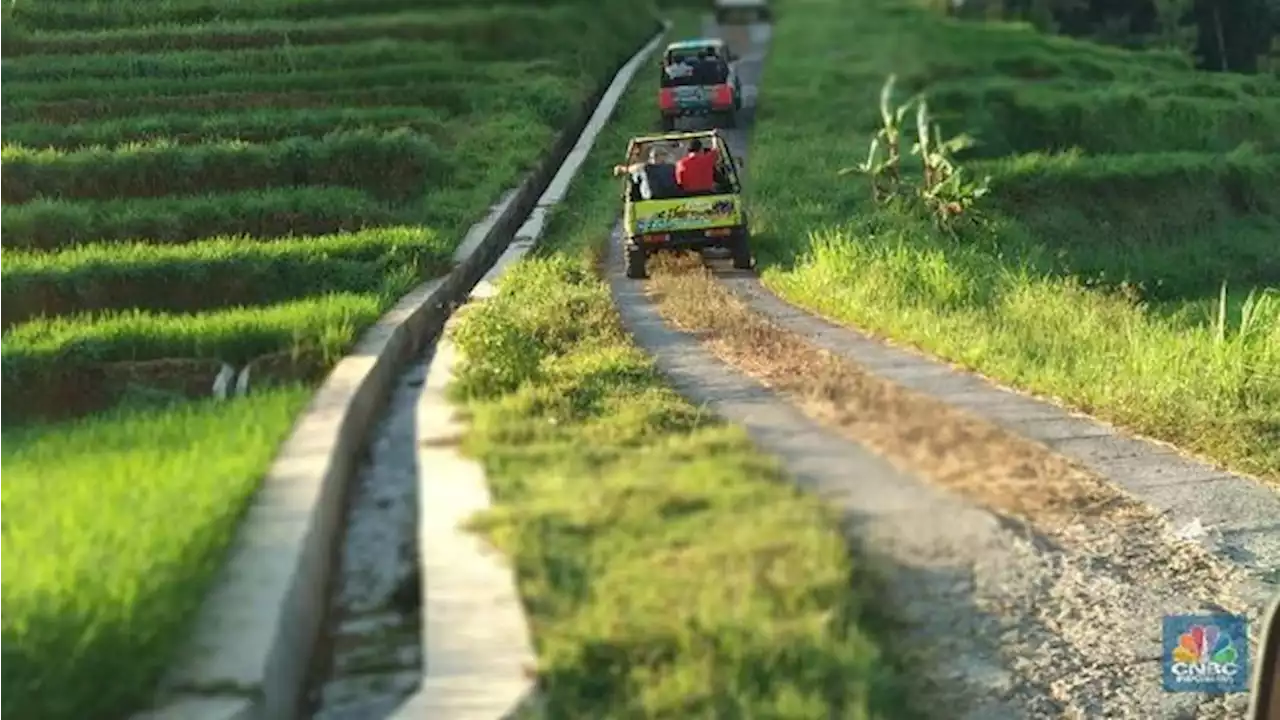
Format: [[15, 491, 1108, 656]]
[[675, 138, 718, 194], [692, 49, 725, 86], [705, 48, 731, 84], [663, 54, 694, 87], [614, 145, 679, 200]]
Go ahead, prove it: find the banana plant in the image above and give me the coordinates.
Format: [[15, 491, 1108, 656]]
[[839, 74, 917, 203], [911, 98, 989, 226]]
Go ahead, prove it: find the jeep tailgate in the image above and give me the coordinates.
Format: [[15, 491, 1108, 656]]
[[672, 85, 713, 109], [630, 195, 742, 235]]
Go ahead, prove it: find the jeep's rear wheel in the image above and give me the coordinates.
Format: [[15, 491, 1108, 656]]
[[722, 110, 738, 129], [625, 244, 648, 279], [660, 115, 676, 132], [731, 230, 753, 270]]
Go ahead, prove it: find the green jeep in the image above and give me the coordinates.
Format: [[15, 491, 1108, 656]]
[[615, 129, 754, 279]]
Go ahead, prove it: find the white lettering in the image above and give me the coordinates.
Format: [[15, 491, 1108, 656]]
[[1170, 662, 1240, 679]]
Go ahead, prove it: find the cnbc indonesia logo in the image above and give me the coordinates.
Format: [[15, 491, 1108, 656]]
[[1168, 623, 1242, 687]]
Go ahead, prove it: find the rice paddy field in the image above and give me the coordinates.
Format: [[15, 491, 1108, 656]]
[[748, 0, 1280, 481], [0, 1, 658, 717]]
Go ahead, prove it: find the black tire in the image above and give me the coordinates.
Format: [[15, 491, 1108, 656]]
[[722, 110, 738, 129], [660, 115, 676, 132], [730, 230, 753, 270], [625, 243, 648, 279]]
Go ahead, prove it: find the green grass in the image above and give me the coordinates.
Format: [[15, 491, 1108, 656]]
[[1, 187, 405, 251], [0, 290, 395, 459], [977, 150, 1280, 299], [1, 104, 572, 251], [927, 80, 1280, 156], [747, 0, 1280, 480], [3, 131, 447, 204], [2, 106, 450, 149], [1, 226, 452, 326], [4, 0, 484, 30], [445, 15, 913, 717], [9, 81, 528, 124], [3, 292, 388, 374], [1, 387, 312, 720], [6, 58, 542, 105], [2, 5, 614, 56], [0, 39, 462, 83]]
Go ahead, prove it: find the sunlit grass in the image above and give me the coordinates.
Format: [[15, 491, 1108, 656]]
[[1, 387, 311, 720]]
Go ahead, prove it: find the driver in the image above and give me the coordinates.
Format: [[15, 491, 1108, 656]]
[[692, 48, 718, 85]]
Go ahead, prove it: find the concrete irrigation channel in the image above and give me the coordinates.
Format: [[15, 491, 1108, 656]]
[[296, 29, 669, 720], [302, 351, 432, 719]]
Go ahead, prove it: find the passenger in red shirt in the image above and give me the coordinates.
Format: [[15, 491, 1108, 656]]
[[675, 138, 718, 194]]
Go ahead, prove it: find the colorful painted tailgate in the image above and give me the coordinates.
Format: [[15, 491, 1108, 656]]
[[631, 195, 741, 235]]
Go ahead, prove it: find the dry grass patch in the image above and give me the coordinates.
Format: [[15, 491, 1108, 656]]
[[646, 252, 1142, 531]]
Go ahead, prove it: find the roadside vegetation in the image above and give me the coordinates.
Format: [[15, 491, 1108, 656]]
[[0, 0, 657, 717], [748, 0, 1279, 480], [446, 16, 914, 717]]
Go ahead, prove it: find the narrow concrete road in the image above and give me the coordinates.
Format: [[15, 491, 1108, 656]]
[[604, 16, 1266, 718]]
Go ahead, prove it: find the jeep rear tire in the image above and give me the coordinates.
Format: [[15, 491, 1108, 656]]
[[731, 231, 753, 270], [625, 244, 648, 279], [722, 109, 738, 129], [660, 115, 676, 132]]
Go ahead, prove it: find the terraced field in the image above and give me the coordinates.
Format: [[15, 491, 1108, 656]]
[[0, 1, 657, 717], [748, 0, 1280, 480]]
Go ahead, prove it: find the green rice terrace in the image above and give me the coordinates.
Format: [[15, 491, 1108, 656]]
[[0, 0, 657, 717], [749, 0, 1280, 482]]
